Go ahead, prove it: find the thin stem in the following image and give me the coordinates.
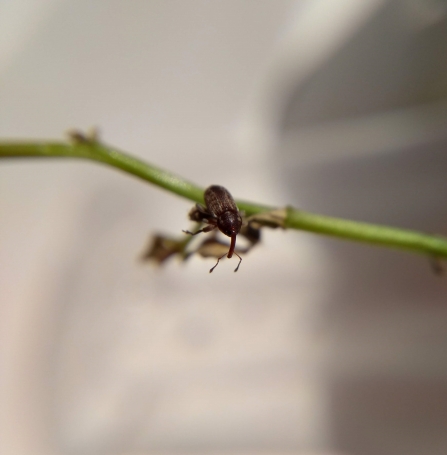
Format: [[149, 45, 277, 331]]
[[1, 138, 447, 259], [0, 140, 205, 203], [285, 209, 447, 258]]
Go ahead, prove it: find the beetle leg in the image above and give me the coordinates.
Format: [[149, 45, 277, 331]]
[[188, 204, 213, 223], [182, 224, 216, 236]]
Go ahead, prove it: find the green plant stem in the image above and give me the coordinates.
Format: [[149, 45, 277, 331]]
[[1, 139, 447, 259]]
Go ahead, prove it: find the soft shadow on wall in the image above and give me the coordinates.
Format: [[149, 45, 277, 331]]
[[277, 2, 447, 455]]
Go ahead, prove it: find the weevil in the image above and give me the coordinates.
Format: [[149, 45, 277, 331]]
[[183, 185, 243, 273]]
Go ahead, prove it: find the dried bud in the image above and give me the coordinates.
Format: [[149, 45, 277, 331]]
[[67, 127, 100, 144], [140, 234, 187, 265], [246, 207, 287, 230]]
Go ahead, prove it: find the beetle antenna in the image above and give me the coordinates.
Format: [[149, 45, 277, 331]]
[[209, 253, 226, 273], [233, 252, 242, 272], [209, 245, 242, 274]]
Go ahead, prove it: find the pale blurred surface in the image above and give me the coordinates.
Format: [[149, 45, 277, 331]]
[[1, 1, 447, 455]]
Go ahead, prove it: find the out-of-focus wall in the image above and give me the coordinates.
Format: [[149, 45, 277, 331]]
[[274, 1, 447, 454], [1, 1, 447, 455]]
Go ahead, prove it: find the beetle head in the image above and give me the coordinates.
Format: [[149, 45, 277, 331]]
[[217, 210, 242, 238]]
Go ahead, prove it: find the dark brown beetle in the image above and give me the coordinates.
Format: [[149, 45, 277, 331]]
[[183, 185, 243, 272]]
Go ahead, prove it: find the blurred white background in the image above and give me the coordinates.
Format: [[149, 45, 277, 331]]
[[1, 1, 447, 455]]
